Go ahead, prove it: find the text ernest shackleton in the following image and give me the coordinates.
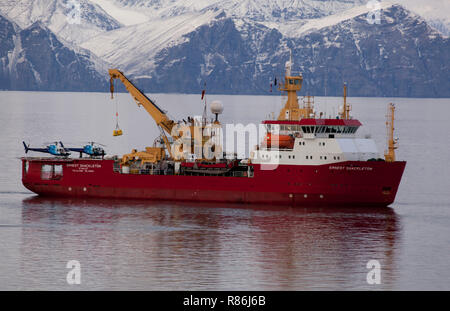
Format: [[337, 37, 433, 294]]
[[67, 163, 102, 173], [329, 165, 373, 171], [183, 295, 266, 309]]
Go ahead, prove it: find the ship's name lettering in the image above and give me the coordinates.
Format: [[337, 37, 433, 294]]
[[67, 163, 101, 173], [329, 166, 373, 171], [66, 164, 101, 169]]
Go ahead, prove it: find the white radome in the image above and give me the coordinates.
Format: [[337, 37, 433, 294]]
[[210, 100, 224, 115]]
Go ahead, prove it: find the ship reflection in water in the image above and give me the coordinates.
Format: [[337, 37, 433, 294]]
[[20, 196, 400, 290]]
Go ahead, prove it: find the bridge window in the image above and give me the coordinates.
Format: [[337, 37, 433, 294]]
[[320, 126, 360, 134], [301, 126, 316, 133]]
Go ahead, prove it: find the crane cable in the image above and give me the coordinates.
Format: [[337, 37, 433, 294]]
[[113, 79, 123, 136]]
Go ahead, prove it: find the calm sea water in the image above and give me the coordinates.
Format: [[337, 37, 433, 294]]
[[0, 91, 449, 290]]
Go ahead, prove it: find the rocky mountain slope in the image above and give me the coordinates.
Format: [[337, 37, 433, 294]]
[[0, 14, 107, 91]]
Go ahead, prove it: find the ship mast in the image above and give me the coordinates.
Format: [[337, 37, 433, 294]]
[[277, 51, 305, 120], [303, 95, 315, 118], [384, 103, 398, 162], [340, 83, 351, 119]]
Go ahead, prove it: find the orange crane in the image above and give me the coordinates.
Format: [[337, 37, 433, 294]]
[[109, 69, 177, 161], [109, 69, 222, 162]]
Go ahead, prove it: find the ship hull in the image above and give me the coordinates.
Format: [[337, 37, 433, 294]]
[[21, 158, 406, 207]]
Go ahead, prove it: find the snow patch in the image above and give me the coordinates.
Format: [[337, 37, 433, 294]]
[[7, 34, 24, 76], [261, 2, 395, 37], [81, 10, 221, 75], [90, 0, 149, 25]]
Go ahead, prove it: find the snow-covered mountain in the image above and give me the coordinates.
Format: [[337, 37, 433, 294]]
[[110, 0, 368, 21], [80, 3, 450, 97], [0, 1, 449, 97], [0, 14, 108, 91], [81, 9, 221, 76], [394, 0, 450, 37], [0, 0, 122, 44], [427, 18, 450, 37]]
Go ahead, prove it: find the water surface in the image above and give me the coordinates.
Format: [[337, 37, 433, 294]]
[[0, 91, 449, 290]]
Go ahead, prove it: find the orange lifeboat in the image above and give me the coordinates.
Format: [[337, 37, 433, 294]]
[[264, 133, 294, 149]]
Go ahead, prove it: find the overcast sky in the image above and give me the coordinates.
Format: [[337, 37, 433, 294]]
[[393, 0, 449, 20]]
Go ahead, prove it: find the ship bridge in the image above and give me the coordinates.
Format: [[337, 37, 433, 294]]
[[262, 119, 362, 139]]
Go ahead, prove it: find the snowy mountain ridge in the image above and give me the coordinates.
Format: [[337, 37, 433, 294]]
[[0, 1, 449, 97], [0, 0, 122, 44], [81, 9, 222, 75], [110, 0, 368, 21]]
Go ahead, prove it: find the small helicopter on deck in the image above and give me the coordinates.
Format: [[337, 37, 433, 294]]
[[23, 141, 71, 157], [64, 142, 106, 158]]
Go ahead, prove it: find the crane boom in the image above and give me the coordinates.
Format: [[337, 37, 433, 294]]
[[109, 69, 176, 159], [109, 69, 175, 135], [108, 69, 223, 162]]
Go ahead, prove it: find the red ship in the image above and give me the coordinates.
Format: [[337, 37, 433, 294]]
[[21, 58, 406, 207]]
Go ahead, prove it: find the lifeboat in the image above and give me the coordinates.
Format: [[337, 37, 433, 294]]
[[264, 133, 294, 149]]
